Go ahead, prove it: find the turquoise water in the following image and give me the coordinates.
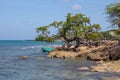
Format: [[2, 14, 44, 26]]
[[0, 40, 119, 80]]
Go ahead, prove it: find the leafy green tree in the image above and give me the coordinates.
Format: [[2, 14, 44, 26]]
[[106, 3, 120, 28], [101, 30, 118, 40], [36, 13, 101, 50], [115, 29, 120, 35], [35, 26, 55, 42], [36, 26, 49, 36]]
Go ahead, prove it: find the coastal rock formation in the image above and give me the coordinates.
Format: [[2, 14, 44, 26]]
[[109, 46, 120, 60], [47, 50, 77, 59], [91, 60, 120, 72], [48, 41, 120, 61]]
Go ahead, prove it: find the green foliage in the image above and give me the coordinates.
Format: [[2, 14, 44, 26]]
[[44, 37, 55, 43], [85, 32, 100, 41], [35, 35, 44, 41], [36, 26, 55, 43], [100, 30, 118, 40], [36, 13, 101, 43], [35, 35, 55, 43], [115, 29, 120, 35], [49, 21, 63, 28], [36, 26, 49, 36], [106, 2, 120, 28]]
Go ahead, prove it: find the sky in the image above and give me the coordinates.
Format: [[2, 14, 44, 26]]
[[0, 0, 118, 40]]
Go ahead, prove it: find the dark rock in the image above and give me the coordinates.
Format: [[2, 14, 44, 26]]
[[109, 46, 120, 60]]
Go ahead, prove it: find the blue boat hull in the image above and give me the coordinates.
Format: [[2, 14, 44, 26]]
[[42, 47, 55, 52]]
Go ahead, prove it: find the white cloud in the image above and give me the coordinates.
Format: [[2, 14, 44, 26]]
[[64, 0, 70, 2], [72, 4, 82, 10]]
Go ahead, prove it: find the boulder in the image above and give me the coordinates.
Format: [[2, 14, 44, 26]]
[[48, 50, 77, 59], [87, 51, 110, 61], [109, 46, 120, 60], [91, 60, 120, 72]]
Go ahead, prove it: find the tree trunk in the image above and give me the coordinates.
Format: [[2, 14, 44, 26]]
[[63, 36, 76, 42], [118, 39, 120, 45], [118, 23, 120, 29]]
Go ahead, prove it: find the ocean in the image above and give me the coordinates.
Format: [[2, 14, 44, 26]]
[[0, 40, 118, 80]]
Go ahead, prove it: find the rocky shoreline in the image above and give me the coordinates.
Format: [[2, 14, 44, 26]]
[[78, 60, 120, 72], [48, 40, 120, 73], [48, 41, 120, 61], [91, 60, 120, 72]]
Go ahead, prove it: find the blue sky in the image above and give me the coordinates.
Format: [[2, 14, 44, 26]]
[[0, 0, 118, 40]]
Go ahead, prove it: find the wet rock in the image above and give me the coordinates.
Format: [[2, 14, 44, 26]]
[[91, 60, 120, 72], [97, 60, 105, 64], [102, 77, 120, 80], [109, 46, 120, 60], [20, 56, 29, 60], [91, 66, 106, 72], [78, 67, 89, 70], [48, 50, 77, 59]]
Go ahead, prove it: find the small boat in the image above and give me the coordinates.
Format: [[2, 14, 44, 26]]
[[41, 46, 55, 52]]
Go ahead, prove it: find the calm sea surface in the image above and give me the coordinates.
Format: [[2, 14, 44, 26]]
[[0, 40, 119, 80]]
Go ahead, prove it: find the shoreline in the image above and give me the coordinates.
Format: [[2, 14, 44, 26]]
[[48, 40, 119, 60], [48, 40, 120, 72]]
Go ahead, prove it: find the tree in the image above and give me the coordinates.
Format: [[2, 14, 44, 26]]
[[36, 26, 48, 36], [101, 30, 118, 40], [36, 13, 101, 50], [35, 26, 55, 42], [106, 3, 120, 28]]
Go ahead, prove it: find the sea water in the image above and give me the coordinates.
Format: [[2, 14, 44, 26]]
[[0, 40, 119, 80]]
